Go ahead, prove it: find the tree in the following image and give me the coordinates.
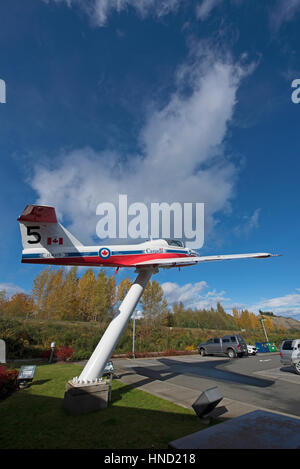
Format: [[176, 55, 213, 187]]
[[106, 274, 117, 315], [0, 290, 7, 316], [232, 308, 241, 329], [259, 310, 274, 317], [173, 301, 184, 315], [263, 316, 274, 333], [32, 267, 55, 318], [4, 293, 34, 319], [60, 267, 79, 320], [161, 311, 175, 327], [93, 270, 109, 322], [78, 269, 97, 321], [117, 278, 132, 303], [216, 302, 225, 315], [249, 312, 260, 331], [0, 290, 6, 304], [43, 268, 65, 320], [141, 280, 169, 319], [240, 309, 251, 331]]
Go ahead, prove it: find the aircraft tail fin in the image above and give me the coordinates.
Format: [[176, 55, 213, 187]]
[[17, 204, 83, 250]]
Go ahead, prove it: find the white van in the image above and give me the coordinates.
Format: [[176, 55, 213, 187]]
[[280, 339, 300, 374]]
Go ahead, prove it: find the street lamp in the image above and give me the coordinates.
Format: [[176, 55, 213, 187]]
[[49, 341, 56, 364]]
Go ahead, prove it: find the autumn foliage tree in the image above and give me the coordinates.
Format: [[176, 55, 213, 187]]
[[232, 308, 271, 332], [141, 280, 169, 320], [25, 267, 118, 322], [3, 293, 34, 319], [117, 278, 132, 303], [0, 267, 284, 339]]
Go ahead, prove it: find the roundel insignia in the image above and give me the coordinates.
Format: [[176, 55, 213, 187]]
[[99, 247, 111, 259]]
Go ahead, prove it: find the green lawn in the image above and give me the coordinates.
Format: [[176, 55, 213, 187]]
[[0, 363, 207, 449]]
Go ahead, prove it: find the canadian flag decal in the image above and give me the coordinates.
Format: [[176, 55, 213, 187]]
[[47, 237, 63, 245]]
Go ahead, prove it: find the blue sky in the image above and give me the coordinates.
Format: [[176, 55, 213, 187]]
[[1, 0, 300, 318]]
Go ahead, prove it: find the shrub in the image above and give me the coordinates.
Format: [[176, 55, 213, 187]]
[[0, 366, 19, 399], [40, 349, 52, 359], [71, 349, 91, 361], [56, 346, 73, 361], [185, 345, 195, 352]]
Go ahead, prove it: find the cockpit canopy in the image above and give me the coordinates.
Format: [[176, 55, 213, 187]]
[[164, 238, 185, 248]]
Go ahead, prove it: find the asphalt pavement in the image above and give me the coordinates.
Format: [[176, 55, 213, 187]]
[[112, 352, 300, 420]]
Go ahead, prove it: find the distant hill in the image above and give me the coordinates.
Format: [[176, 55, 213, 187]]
[[271, 315, 300, 331]]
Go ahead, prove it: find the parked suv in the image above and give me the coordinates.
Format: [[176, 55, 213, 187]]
[[198, 335, 248, 359], [280, 339, 300, 374]]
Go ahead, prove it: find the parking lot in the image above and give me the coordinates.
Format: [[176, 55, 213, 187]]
[[113, 353, 300, 419]]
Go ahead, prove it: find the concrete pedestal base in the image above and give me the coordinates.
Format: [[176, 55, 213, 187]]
[[63, 380, 109, 415]]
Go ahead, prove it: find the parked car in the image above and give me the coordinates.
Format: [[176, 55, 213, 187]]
[[103, 360, 114, 376], [247, 344, 257, 356], [280, 339, 300, 374], [292, 358, 300, 375], [198, 335, 248, 359]]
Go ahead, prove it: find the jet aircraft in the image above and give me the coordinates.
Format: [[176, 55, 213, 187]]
[[18, 204, 277, 269]]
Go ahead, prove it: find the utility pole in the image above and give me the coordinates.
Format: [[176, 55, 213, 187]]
[[260, 317, 269, 342]]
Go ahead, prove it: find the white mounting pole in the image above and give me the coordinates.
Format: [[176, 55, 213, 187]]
[[74, 268, 154, 384]]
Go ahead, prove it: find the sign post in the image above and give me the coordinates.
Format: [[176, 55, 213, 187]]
[[17, 365, 36, 388], [0, 339, 6, 364]]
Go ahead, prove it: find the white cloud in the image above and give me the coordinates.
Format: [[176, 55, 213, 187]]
[[161, 280, 232, 309], [196, 0, 221, 21], [270, 0, 300, 31], [162, 281, 300, 320], [250, 291, 300, 318], [162, 280, 207, 304], [43, 0, 183, 26], [0, 283, 26, 297], [30, 46, 251, 245], [234, 208, 261, 238]]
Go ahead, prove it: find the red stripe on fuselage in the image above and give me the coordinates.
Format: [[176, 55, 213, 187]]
[[22, 252, 192, 267]]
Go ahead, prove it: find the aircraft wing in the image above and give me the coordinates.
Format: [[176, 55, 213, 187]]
[[135, 252, 279, 268]]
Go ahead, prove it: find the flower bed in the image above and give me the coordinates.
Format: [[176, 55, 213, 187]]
[[0, 366, 19, 399]]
